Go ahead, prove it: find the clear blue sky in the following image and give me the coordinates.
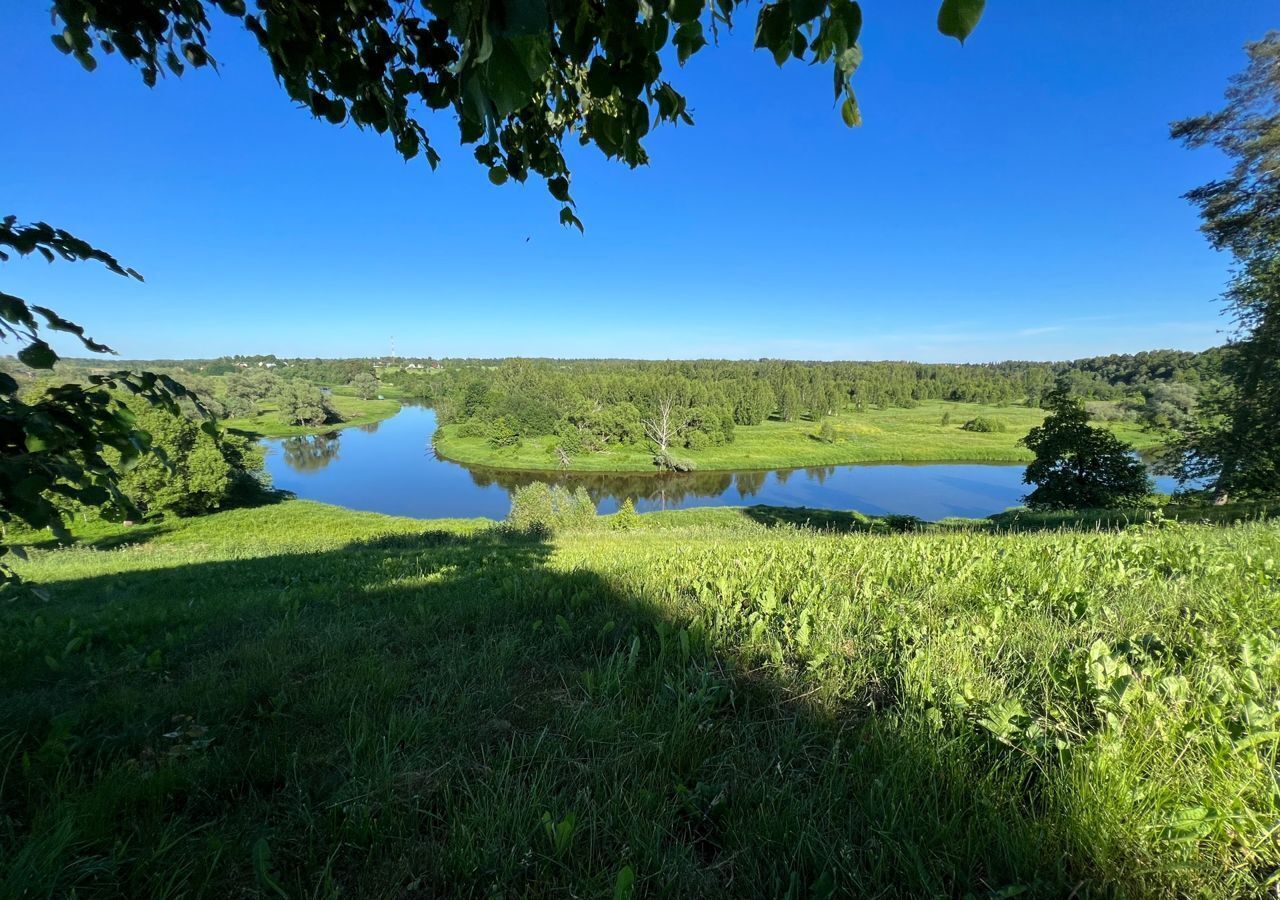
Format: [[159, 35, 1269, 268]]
[[2, 3, 1273, 362]]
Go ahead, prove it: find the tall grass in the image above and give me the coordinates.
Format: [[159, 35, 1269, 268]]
[[1, 501, 1276, 897]]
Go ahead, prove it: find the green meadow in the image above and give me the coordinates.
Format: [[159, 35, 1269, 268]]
[[3, 500, 1277, 897], [434, 400, 1160, 472], [221, 392, 401, 438]]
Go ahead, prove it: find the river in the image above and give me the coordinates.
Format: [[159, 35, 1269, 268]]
[[262, 405, 1182, 521]]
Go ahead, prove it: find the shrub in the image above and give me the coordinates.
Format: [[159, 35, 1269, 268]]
[[554, 435, 584, 459], [507, 483, 597, 533], [611, 497, 639, 530], [1085, 401, 1139, 423], [880, 514, 923, 533], [553, 419, 587, 456], [940, 412, 952, 427], [815, 420, 837, 443], [487, 417, 522, 449], [653, 453, 697, 473], [456, 420, 488, 438], [114, 404, 264, 517], [962, 416, 1005, 433]]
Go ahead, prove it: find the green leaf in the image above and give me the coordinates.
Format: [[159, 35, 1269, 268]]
[[674, 21, 707, 64], [840, 94, 861, 127], [501, 0, 550, 37], [937, 0, 985, 44], [586, 58, 612, 98], [754, 2, 795, 66], [670, 0, 703, 25], [489, 166, 510, 185], [613, 865, 636, 900], [482, 35, 550, 116], [548, 177, 571, 202], [18, 341, 58, 370], [559, 207, 584, 232], [790, 0, 826, 26], [836, 44, 862, 76], [252, 838, 289, 899], [0, 292, 37, 327]]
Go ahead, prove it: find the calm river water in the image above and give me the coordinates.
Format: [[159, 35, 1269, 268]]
[[262, 405, 1182, 521]]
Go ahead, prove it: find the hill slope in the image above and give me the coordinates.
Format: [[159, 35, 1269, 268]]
[[3, 502, 1278, 897]]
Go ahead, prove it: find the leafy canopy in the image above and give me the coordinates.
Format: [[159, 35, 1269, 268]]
[[0, 218, 203, 578], [350, 373, 379, 400], [275, 380, 337, 427], [1166, 33, 1280, 500], [48, 0, 985, 228], [112, 402, 264, 517], [1020, 390, 1151, 511]]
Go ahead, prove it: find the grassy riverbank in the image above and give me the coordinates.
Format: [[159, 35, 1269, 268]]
[[435, 400, 1161, 472], [4, 500, 1277, 897], [222, 394, 401, 438]]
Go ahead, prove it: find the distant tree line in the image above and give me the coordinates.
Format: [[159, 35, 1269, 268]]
[[1, 346, 1224, 480], [368, 352, 1222, 465]]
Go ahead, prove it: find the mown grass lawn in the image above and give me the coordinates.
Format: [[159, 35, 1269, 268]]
[[3, 500, 1277, 897], [435, 400, 1162, 472]]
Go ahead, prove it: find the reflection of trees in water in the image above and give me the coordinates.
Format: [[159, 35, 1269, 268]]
[[281, 432, 342, 472], [734, 470, 767, 498], [440, 453, 865, 512], [460, 465, 742, 508], [805, 466, 836, 486], [357, 420, 381, 434]]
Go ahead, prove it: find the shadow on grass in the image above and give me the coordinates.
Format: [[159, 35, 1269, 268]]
[[981, 500, 1280, 533], [1, 524, 1095, 897], [10, 486, 295, 553], [744, 501, 1280, 537], [743, 505, 923, 534]]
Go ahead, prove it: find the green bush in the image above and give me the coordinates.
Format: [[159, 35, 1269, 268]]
[[114, 404, 264, 517], [962, 416, 1005, 433], [940, 411, 952, 426], [653, 452, 697, 472], [487, 417, 522, 449], [611, 497, 640, 530], [880, 514, 923, 533], [507, 483, 596, 533], [685, 430, 710, 451], [815, 420, 837, 443], [553, 419, 586, 456], [456, 420, 488, 438]]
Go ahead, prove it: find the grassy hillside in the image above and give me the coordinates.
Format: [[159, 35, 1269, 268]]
[[3, 501, 1277, 897], [435, 400, 1161, 472]]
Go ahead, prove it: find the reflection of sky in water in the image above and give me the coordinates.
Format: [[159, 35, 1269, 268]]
[[264, 406, 1185, 522]]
